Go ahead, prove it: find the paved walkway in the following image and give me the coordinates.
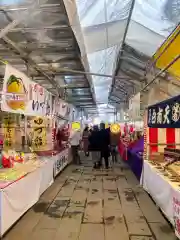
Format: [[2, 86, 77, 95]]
[[4, 157, 177, 240]]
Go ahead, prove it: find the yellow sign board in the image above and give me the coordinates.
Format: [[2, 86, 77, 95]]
[[72, 122, 81, 130], [153, 25, 180, 78], [110, 123, 121, 134]]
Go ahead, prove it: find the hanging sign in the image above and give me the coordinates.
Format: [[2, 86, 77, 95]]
[[71, 121, 81, 130], [1, 65, 52, 116], [110, 123, 120, 134], [148, 94, 180, 128], [129, 93, 141, 121], [53, 97, 71, 118]]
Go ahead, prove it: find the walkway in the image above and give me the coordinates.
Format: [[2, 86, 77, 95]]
[[4, 157, 177, 240]]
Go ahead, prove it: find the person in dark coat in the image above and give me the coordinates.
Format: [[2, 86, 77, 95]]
[[98, 122, 110, 169], [88, 125, 100, 168]]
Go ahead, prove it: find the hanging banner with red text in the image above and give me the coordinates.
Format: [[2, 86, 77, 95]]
[[1, 65, 52, 116]]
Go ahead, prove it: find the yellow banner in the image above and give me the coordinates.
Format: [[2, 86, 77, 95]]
[[29, 117, 47, 150], [3, 127, 15, 148], [153, 25, 180, 77]]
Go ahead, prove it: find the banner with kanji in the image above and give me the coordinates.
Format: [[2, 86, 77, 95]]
[[148, 94, 180, 128]]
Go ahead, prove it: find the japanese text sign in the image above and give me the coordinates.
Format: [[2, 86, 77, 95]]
[[148, 94, 180, 128], [173, 194, 180, 238]]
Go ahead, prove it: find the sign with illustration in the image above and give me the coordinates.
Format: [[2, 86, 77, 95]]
[[1, 65, 52, 116], [148, 94, 180, 128]]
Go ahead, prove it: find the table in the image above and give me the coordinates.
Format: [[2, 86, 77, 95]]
[[140, 161, 180, 225], [0, 148, 71, 236], [127, 150, 143, 180]]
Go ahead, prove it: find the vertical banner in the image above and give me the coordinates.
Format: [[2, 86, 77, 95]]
[[129, 93, 141, 121], [143, 111, 148, 160], [173, 192, 180, 238], [3, 114, 15, 149], [27, 117, 47, 151]]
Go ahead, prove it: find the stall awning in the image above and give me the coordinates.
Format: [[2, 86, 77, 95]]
[[153, 25, 180, 78]]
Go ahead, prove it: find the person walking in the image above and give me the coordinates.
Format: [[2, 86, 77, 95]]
[[98, 123, 110, 169], [70, 129, 81, 165], [88, 125, 100, 169], [82, 126, 90, 156], [110, 131, 120, 163]]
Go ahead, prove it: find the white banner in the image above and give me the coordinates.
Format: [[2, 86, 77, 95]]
[[129, 93, 141, 121], [53, 148, 69, 177], [173, 192, 180, 238], [1, 65, 52, 116], [53, 97, 71, 119]]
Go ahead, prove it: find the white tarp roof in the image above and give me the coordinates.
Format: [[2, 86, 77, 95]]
[[65, 0, 179, 109]]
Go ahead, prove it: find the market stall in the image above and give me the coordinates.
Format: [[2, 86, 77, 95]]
[[0, 65, 73, 236], [141, 94, 180, 238]]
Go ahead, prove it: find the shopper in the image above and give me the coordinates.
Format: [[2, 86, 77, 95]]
[[82, 126, 90, 157], [88, 125, 100, 169], [99, 122, 110, 169], [70, 129, 81, 165], [110, 131, 120, 163]]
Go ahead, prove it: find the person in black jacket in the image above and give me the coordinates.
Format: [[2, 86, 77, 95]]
[[88, 125, 101, 169], [98, 122, 110, 169]]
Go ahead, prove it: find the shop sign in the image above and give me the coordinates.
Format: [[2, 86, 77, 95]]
[[1, 65, 52, 116], [54, 149, 69, 177], [173, 194, 180, 238], [31, 117, 47, 150], [148, 94, 180, 128]]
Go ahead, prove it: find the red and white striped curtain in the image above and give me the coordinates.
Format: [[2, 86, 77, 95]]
[[145, 114, 180, 155]]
